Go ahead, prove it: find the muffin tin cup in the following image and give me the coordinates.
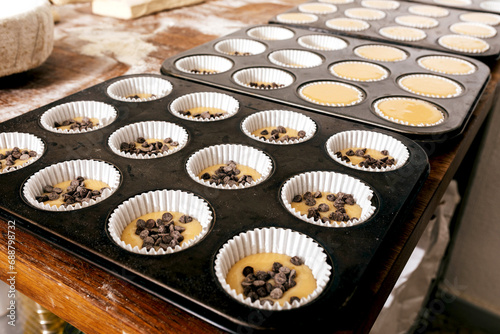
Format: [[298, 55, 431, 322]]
[[108, 121, 188, 159], [325, 18, 371, 31], [185, 144, 273, 189], [40, 101, 117, 134], [297, 81, 365, 107], [22, 159, 120, 212], [417, 55, 477, 75], [373, 97, 446, 127], [169, 92, 240, 122], [214, 38, 267, 56], [326, 130, 409, 172], [107, 76, 173, 102], [329, 61, 389, 82], [214, 227, 332, 310], [175, 55, 233, 75], [232, 67, 295, 90], [0, 132, 45, 174], [297, 34, 348, 50], [299, 2, 338, 14], [459, 12, 500, 26], [246, 25, 295, 40], [361, 0, 400, 10], [241, 109, 317, 145], [449, 21, 498, 37], [345, 7, 387, 20], [394, 15, 440, 28], [378, 26, 427, 41], [268, 49, 324, 68], [108, 189, 213, 255], [397, 74, 463, 98], [404, 0, 500, 16], [437, 34, 491, 53], [276, 13, 319, 24], [407, 4, 450, 17], [281, 171, 376, 227]]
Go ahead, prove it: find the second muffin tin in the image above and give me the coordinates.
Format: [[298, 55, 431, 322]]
[[408, 0, 500, 15], [160, 25, 490, 143]]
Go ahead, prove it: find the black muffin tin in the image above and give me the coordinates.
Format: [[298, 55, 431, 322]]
[[160, 25, 490, 143], [407, 0, 500, 14], [268, 0, 500, 59], [0, 74, 429, 333]]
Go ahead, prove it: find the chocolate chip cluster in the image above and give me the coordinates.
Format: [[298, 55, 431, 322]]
[[54, 117, 97, 131], [190, 69, 217, 75], [258, 125, 306, 142], [178, 110, 225, 119], [293, 191, 356, 223], [200, 160, 254, 186], [241, 256, 304, 306], [335, 148, 396, 169], [135, 212, 193, 251], [120, 137, 178, 155], [0, 147, 37, 170], [35, 176, 107, 206], [249, 82, 285, 89]]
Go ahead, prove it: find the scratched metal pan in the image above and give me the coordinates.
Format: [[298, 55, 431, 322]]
[[0, 74, 429, 333], [160, 25, 490, 143]]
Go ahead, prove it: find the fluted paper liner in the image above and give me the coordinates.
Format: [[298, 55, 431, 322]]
[[326, 130, 409, 172], [438, 34, 490, 53], [23, 160, 120, 212], [40, 101, 117, 134], [108, 121, 188, 159], [297, 34, 348, 51], [408, 5, 449, 17], [108, 189, 213, 255], [395, 15, 439, 28], [246, 26, 295, 41], [450, 22, 497, 38], [281, 171, 375, 227], [299, 2, 338, 14], [175, 55, 233, 75], [169, 92, 239, 122], [107, 76, 173, 102], [480, 2, 500, 14], [320, 0, 353, 3], [268, 49, 323, 69], [214, 227, 332, 310], [329, 61, 389, 82], [214, 38, 267, 56], [417, 56, 476, 75], [397, 74, 463, 98], [233, 67, 294, 90], [373, 97, 445, 126], [379, 26, 427, 41], [459, 12, 500, 26], [298, 81, 365, 107], [326, 18, 370, 31], [186, 144, 272, 189], [276, 13, 319, 24], [361, 0, 400, 10], [345, 7, 386, 20], [241, 110, 317, 145], [354, 45, 408, 62], [0, 132, 44, 174]]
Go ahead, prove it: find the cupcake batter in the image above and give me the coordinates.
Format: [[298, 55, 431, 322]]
[[355, 45, 407, 61], [300, 82, 363, 106], [399, 75, 461, 98], [330, 61, 388, 81], [375, 97, 444, 126], [418, 56, 476, 75]]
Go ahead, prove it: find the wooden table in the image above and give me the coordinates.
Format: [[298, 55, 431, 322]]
[[1, 1, 498, 333]]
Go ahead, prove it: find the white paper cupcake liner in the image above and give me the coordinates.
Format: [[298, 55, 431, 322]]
[[214, 38, 267, 56], [408, 5, 449, 17], [297, 34, 348, 51], [186, 144, 273, 190], [214, 227, 331, 310], [354, 44, 408, 62], [319, 0, 353, 4], [0, 132, 45, 174], [373, 97, 445, 127], [326, 18, 370, 31], [40, 101, 117, 134], [345, 8, 386, 20], [480, 1, 500, 14], [169, 92, 239, 122], [241, 110, 317, 145], [107, 76, 173, 102], [268, 49, 324, 69], [459, 12, 500, 26], [298, 81, 365, 107], [395, 15, 439, 28], [281, 171, 375, 227], [361, 0, 400, 10], [23, 159, 121, 212], [398, 74, 463, 98], [175, 55, 233, 75], [108, 189, 213, 255], [233, 67, 294, 90], [276, 13, 319, 24], [329, 61, 389, 82], [246, 26, 295, 41], [299, 2, 338, 14], [326, 130, 409, 172], [450, 22, 497, 38], [379, 26, 427, 41], [108, 121, 188, 159], [434, 0, 471, 7], [437, 34, 490, 53], [417, 56, 476, 75]]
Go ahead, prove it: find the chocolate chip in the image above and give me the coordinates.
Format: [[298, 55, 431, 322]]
[[292, 195, 302, 203], [297, 130, 306, 138], [305, 197, 316, 206], [290, 256, 303, 266], [243, 266, 254, 277], [179, 215, 193, 224], [270, 288, 283, 299], [272, 262, 282, 273], [318, 203, 330, 212]]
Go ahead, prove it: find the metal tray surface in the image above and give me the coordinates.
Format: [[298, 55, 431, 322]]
[[406, 0, 500, 15], [0, 74, 429, 333]]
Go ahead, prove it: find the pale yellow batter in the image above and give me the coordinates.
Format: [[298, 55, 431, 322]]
[[375, 98, 444, 126], [362, 0, 400, 9], [330, 62, 387, 81], [399, 75, 461, 98], [121, 211, 202, 249], [300, 82, 363, 106], [396, 15, 439, 28], [409, 5, 449, 18], [450, 22, 496, 38], [42, 179, 109, 207], [459, 12, 500, 26], [277, 13, 317, 23], [0, 148, 35, 172], [326, 18, 370, 31], [345, 8, 385, 20], [55, 116, 99, 131], [355, 45, 407, 62], [418, 56, 475, 75], [226, 253, 316, 306], [291, 191, 362, 222], [300, 3, 336, 13], [439, 35, 490, 53], [380, 26, 426, 40]]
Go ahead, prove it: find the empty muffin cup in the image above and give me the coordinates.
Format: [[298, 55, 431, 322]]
[[186, 144, 273, 190], [241, 109, 317, 145], [214, 227, 332, 310], [233, 67, 294, 90], [175, 55, 233, 75], [297, 34, 348, 51], [246, 25, 295, 41], [107, 76, 173, 102], [108, 121, 188, 159], [0, 132, 44, 174], [326, 130, 409, 172], [281, 171, 376, 227], [214, 38, 267, 56], [108, 189, 213, 255], [40, 101, 117, 134], [268, 49, 324, 69], [23, 159, 120, 212], [169, 92, 239, 122]]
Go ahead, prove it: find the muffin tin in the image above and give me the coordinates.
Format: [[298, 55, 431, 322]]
[[268, 0, 500, 58], [160, 25, 490, 142], [408, 0, 500, 15], [0, 74, 429, 333]]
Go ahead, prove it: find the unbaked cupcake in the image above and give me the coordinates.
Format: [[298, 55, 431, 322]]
[[434, 0, 471, 7], [268, 49, 324, 68], [106, 76, 173, 102], [459, 12, 500, 26], [319, 0, 353, 3], [450, 22, 497, 38], [395, 15, 439, 29], [373, 96, 445, 126], [408, 5, 449, 17], [397, 74, 463, 98], [0, 132, 44, 174], [354, 44, 408, 62], [326, 18, 370, 31], [214, 227, 331, 309], [169, 92, 239, 122], [276, 13, 319, 24], [233, 67, 294, 90], [329, 61, 389, 82], [297, 34, 348, 51], [299, 2, 337, 14], [361, 0, 400, 10], [379, 26, 427, 41], [438, 34, 490, 53], [214, 39, 267, 56], [108, 189, 213, 255], [417, 56, 476, 75], [345, 7, 386, 20], [298, 81, 365, 107], [175, 55, 233, 75]]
